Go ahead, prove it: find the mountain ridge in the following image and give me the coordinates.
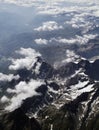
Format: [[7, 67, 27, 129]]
[[0, 58, 99, 130]]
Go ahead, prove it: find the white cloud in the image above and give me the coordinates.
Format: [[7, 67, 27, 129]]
[[0, 0, 43, 7], [0, 0, 79, 7], [34, 33, 97, 46], [1, 0, 99, 33], [34, 62, 41, 75], [1, 0, 99, 4], [37, 0, 99, 35], [34, 38, 48, 45], [75, 34, 98, 44], [65, 12, 96, 34], [0, 73, 19, 82], [34, 21, 63, 31], [38, 6, 78, 15], [38, 2, 98, 16], [93, 10, 99, 17], [62, 49, 79, 63], [50, 37, 78, 44], [6, 79, 44, 111], [54, 49, 80, 67], [1, 96, 9, 103], [61, 0, 99, 4], [50, 33, 97, 45], [9, 48, 41, 70]]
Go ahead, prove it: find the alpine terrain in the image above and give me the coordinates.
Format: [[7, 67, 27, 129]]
[[0, 0, 99, 130]]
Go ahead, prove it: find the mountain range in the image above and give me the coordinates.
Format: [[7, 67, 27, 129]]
[[0, 57, 99, 130]]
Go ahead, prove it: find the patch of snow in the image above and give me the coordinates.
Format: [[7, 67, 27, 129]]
[[50, 124, 53, 130], [69, 81, 94, 99], [48, 86, 58, 94]]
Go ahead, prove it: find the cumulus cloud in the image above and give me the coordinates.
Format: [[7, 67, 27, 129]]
[[50, 37, 78, 44], [0, 0, 43, 7], [37, 0, 99, 35], [6, 79, 44, 111], [38, 6, 76, 15], [93, 10, 99, 17], [1, 96, 9, 103], [65, 12, 96, 34], [54, 49, 80, 67], [62, 50, 79, 63], [75, 34, 98, 44], [60, 0, 99, 4], [34, 33, 97, 46], [49, 33, 97, 45], [34, 21, 63, 31], [0, 73, 19, 82], [1, 0, 99, 34], [9, 48, 41, 70], [34, 38, 48, 45], [38, 0, 99, 14], [0, 0, 85, 8]]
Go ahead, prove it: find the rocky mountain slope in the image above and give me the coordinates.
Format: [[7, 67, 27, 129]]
[[0, 57, 99, 130]]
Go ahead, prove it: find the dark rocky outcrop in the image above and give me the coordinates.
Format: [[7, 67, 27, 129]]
[[0, 108, 41, 130], [78, 59, 99, 80]]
